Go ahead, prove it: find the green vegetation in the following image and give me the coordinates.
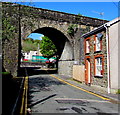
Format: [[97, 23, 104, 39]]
[[116, 89, 120, 94], [22, 38, 41, 52], [40, 36, 57, 57], [78, 13, 82, 16], [2, 72, 11, 75], [2, 17, 16, 40], [67, 24, 78, 36], [22, 36, 57, 58]]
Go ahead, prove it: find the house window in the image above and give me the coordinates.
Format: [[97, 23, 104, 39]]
[[94, 33, 103, 52], [85, 38, 90, 54], [94, 56, 104, 77]]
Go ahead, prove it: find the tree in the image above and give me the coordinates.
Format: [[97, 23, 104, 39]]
[[78, 13, 82, 16], [22, 38, 41, 52], [40, 36, 57, 57]]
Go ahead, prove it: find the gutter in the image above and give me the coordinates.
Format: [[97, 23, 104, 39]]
[[81, 25, 105, 38]]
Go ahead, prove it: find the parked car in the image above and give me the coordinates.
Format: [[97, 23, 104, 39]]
[[23, 59, 29, 61], [45, 59, 56, 68]]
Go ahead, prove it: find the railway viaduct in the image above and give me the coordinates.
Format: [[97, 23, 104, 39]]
[[2, 2, 107, 77]]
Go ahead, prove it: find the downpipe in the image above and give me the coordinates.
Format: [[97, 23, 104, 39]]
[[104, 24, 110, 94]]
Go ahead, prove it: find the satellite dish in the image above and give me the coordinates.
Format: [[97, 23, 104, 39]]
[[97, 33, 103, 40]]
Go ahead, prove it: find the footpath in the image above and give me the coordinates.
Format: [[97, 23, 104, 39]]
[[2, 73, 23, 115], [53, 74, 120, 104]]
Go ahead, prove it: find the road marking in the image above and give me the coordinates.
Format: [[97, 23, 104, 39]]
[[14, 76, 25, 79], [50, 74, 110, 101], [20, 77, 26, 114], [20, 76, 28, 115], [25, 76, 28, 114]]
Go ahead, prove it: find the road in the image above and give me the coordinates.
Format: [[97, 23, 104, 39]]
[[28, 74, 118, 114]]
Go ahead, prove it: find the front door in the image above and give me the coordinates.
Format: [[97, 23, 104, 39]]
[[85, 57, 91, 85]]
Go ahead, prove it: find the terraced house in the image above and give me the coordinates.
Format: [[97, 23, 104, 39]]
[[82, 17, 120, 94]]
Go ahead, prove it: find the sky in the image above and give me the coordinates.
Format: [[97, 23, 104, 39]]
[[17, 2, 119, 21], [5, 1, 118, 40], [28, 33, 43, 40]]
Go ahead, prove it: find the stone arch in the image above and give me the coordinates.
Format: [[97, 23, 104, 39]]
[[21, 18, 73, 46], [22, 26, 74, 59]]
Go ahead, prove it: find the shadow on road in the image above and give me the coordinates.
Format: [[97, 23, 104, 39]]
[[29, 94, 57, 108], [28, 74, 66, 109], [19, 67, 58, 76]]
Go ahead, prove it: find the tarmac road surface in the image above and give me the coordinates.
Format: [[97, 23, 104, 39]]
[[28, 74, 119, 114]]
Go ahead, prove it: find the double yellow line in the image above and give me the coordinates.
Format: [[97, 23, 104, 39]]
[[50, 74, 110, 101], [20, 76, 28, 115]]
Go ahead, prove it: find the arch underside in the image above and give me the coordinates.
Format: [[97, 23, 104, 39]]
[[33, 27, 73, 59]]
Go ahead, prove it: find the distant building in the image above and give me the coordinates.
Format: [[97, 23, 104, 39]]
[[22, 50, 42, 61], [82, 17, 120, 93]]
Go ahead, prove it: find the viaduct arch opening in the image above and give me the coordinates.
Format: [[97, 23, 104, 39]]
[[33, 27, 69, 58], [21, 27, 74, 75]]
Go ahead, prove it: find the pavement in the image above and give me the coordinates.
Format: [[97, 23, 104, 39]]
[[52, 74, 120, 103], [2, 73, 23, 115]]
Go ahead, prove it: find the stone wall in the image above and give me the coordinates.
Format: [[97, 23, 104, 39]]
[[2, 3, 20, 76], [83, 30, 108, 88], [19, 2, 107, 26], [92, 32, 108, 87], [58, 61, 74, 77]]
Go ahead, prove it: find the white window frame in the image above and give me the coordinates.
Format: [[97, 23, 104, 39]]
[[86, 40, 90, 53], [95, 36, 101, 51], [95, 57, 103, 76]]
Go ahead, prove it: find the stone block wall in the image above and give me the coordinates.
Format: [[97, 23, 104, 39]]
[[83, 30, 108, 88], [2, 3, 20, 76], [58, 61, 74, 77]]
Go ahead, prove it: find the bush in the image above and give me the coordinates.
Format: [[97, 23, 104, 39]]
[[116, 89, 120, 94], [2, 72, 10, 75]]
